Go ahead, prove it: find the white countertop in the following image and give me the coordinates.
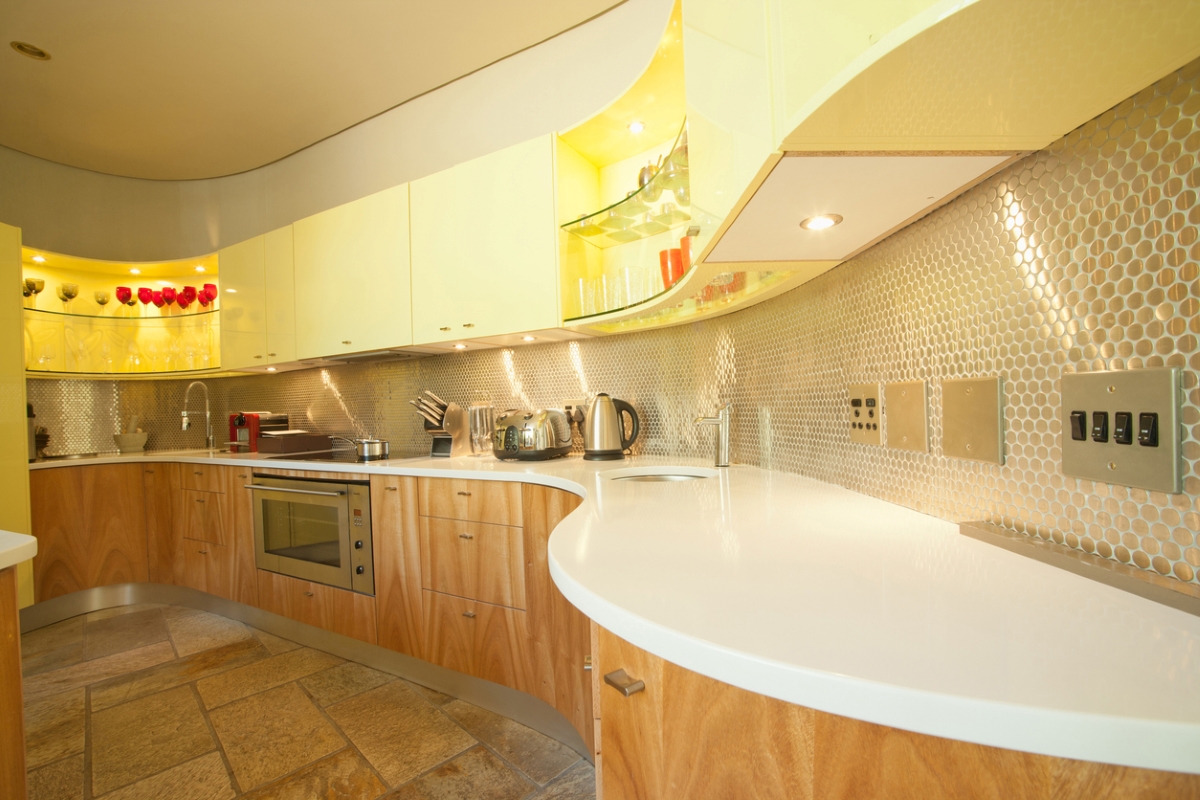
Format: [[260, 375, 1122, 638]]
[[0, 529, 37, 571], [30, 449, 1200, 774]]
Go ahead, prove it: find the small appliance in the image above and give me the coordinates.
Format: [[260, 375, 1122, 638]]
[[228, 412, 288, 453], [582, 394, 640, 461], [493, 409, 573, 461]]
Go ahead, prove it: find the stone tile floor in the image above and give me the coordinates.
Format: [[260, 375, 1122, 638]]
[[21, 604, 596, 800]]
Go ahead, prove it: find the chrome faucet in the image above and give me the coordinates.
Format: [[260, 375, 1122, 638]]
[[695, 403, 731, 467], [181, 381, 214, 450]]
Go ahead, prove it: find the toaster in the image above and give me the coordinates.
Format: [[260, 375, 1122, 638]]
[[493, 409, 573, 460]]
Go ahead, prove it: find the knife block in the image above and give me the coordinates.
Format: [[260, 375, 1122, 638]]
[[425, 402, 471, 457]]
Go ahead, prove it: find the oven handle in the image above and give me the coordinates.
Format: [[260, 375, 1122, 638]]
[[244, 484, 345, 497]]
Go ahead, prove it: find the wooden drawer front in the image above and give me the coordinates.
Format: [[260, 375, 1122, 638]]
[[420, 518, 525, 609], [181, 465, 225, 493], [255, 570, 377, 645], [418, 478, 522, 526], [423, 590, 531, 692], [181, 490, 225, 544], [179, 540, 230, 597]]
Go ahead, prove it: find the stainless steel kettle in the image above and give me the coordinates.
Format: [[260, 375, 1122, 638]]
[[582, 394, 640, 461]]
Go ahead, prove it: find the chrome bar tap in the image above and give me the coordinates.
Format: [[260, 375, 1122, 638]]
[[695, 403, 731, 467], [182, 381, 214, 450]]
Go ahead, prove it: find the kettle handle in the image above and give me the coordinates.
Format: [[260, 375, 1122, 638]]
[[613, 399, 640, 452]]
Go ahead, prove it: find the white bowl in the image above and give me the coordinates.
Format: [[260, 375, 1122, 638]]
[[114, 432, 149, 453]]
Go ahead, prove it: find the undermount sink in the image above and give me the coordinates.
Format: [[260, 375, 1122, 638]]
[[601, 466, 720, 482]]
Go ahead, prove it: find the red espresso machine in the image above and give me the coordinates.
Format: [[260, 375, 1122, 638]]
[[228, 412, 289, 452]]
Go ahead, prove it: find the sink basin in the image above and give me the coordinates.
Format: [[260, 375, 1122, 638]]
[[601, 466, 720, 482]]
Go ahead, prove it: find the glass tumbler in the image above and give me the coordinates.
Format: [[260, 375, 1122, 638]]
[[468, 402, 495, 456]]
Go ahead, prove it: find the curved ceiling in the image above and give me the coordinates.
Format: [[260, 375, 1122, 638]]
[[0, 0, 623, 180]]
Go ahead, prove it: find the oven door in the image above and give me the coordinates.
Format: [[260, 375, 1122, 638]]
[[248, 476, 354, 590]]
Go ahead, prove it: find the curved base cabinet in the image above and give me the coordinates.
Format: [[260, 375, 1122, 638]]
[[19, 582, 590, 760]]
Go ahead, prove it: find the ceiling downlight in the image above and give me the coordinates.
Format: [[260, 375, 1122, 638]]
[[799, 214, 843, 231], [11, 41, 50, 60]]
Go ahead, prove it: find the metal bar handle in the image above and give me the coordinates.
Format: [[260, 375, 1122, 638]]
[[244, 484, 345, 497], [604, 669, 646, 697], [458, 533, 474, 540]]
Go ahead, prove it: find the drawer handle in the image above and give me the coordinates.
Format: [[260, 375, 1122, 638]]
[[267, 353, 276, 357], [584, 655, 592, 672], [462, 323, 474, 328], [254, 355, 263, 359], [439, 327, 452, 332], [198, 549, 208, 555], [385, 486, 398, 492], [342, 340, 352, 345], [237, 474, 247, 478], [462, 611, 476, 619], [194, 471, 203, 475], [604, 669, 645, 697], [457, 491, 471, 497], [303, 591, 314, 597], [458, 533, 474, 540], [144, 469, 154, 474], [195, 498, 205, 503]]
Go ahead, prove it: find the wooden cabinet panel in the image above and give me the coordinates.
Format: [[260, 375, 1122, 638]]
[[181, 490, 224, 544], [180, 465, 224, 494], [420, 517, 525, 609], [410, 135, 559, 343], [372, 476, 423, 658], [30, 465, 149, 602], [255, 568, 294, 619], [0, 568, 26, 799], [417, 478, 522, 526], [293, 183, 411, 358], [263, 225, 297, 365], [142, 463, 180, 585], [423, 590, 531, 693], [597, 627, 665, 800], [255, 570, 377, 645], [217, 233, 268, 369], [217, 467, 258, 606]]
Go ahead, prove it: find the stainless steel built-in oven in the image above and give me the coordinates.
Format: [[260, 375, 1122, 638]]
[[247, 475, 374, 595]]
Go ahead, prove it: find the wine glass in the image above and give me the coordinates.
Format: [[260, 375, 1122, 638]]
[[161, 287, 176, 307], [202, 284, 217, 303], [181, 286, 197, 309], [94, 290, 110, 310], [57, 283, 79, 311], [152, 290, 165, 308], [137, 287, 153, 306], [198, 288, 211, 308], [25, 278, 44, 309], [115, 286, 133, 306]]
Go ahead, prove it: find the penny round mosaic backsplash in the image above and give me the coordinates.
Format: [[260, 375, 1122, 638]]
[[27, 59, 1200, 586]]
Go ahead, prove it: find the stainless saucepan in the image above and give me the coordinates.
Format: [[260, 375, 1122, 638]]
[[333, 436, 390, 460]]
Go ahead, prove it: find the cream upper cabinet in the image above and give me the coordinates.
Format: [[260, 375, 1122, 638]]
[[410, 135, 558, 344], [293, 184, 412, 359], [217, 234, 267, 369], [263, 225, 296, 364]]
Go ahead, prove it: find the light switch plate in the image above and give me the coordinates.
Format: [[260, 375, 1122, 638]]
[[1060, 367, 1181, 493], [942, 376, 1004, 464], [848, 383, 881, 445], [885, 381, 928, 452]]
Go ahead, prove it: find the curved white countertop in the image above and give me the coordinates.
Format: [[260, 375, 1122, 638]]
[[30, 450, 1200, 774], [0, 529, 37, 572]]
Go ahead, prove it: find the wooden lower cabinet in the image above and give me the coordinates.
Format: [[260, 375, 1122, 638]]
[[596, 627, 1200, 800], [29, 464, 149, 602], [175, 467, 256, 605], [1, 567, 26, 800], [257, 569, 377, 645], [373, 475, 425, 659], [142, 463, 180, 584], [423, 589, 531, 691]]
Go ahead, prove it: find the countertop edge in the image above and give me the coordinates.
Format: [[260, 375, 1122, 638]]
[[0, 531, 37, 571]]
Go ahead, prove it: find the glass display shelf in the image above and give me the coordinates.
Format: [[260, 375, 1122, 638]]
[[24, 308, 221, 375], [561, 119, 690, 250], [20, 305, 219, 320]]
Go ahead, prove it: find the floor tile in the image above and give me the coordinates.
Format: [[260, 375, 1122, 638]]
[[208, 682, 346, 792], [96, 752, 235, 800], [408, 682, 455, 707], [162, 605, 207, 620], [241, 748, 387, 800], [327, 681, 475, 787], [90, 685, 216, 795], [22, 641, 176, 704], [24, 687, 85, 770], [26, 753, 85, 800], [387, 746, 535, 800], [167, 610, 253, 657], [537, 761, 596, 800], [90, 637, 269, 712], [85, 603, 165, 623], [21, 618, 85, 677], [83, 608, 169, 660], [443, 700, 580, 785], [301, 662, 395, 707], [249, 627, 302, 655], [197, 646, 343, 709]]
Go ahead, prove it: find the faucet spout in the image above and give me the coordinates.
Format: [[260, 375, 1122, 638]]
[[695, 403, 731, 467], [183, 381, 214, 451]]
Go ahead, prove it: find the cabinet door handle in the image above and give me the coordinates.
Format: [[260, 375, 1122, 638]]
[[195, 498, 205, 503], [254, 355, 263, 359], [462, 611, 476, 619], [267, 353, 276, 357], [604, 669, 645, 697], [462, 323, 474, 328], [342, 340, 352, 345], [237, 474, 247, 478], [456, 491, 471, 497], [458, 533, 474, 540], [303, 591, 314, 597], [385, 486, 398, 492], [439, 327, 452, 332], [144, 468, 155, 474], [194, 470, 203, 475], [584, 655, 592, 672], [198, 549, 208, 555]]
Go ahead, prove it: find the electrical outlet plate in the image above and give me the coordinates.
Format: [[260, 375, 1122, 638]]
[[848, 383, 881, 445], [942, 376, 1004, 464], [1060, 367, 1181, 493], [884, 381, 928, 453]]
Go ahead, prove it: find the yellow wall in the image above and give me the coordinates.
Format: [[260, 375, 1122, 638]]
[[1, 222, 33, 607]]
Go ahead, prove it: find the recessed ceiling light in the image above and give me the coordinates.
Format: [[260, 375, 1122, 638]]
[[129, 268, 141, 275], [225, 288, 236, 293], [799, 214, 843, 231], [31, 255, 45, 263], [453, 343, 467, 350], [628, 121, 645, 134], [194, 266, 206, 273], [522, 336, 536, 342], [266, 367, 276, 372], [11, 42, 50, 61]]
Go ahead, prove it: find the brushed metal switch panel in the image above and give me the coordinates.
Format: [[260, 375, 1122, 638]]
[[848, 383, 881, 446], [942, 377, 1004, 464], [884, 381, 928, 453], [1060, 368, 1181, 493]]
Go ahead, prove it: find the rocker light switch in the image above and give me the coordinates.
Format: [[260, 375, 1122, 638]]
[[1113, 412, 1133, 445], [1069, 411, 1087, 441], [848, 384, 881, 446], [1091, 411, 1108, 443]]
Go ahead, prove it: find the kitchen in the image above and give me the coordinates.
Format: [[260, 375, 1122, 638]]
[[1, 0, 1200, 798]]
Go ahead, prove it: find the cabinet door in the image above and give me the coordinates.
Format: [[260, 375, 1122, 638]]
[[410, 135, 559, 344], [142, 463, 179, 585], [293, 184, 412, 358], [598, 627, 665, 800], [417, 478, 523, 526], [264, 225, 296, 364], [217, 234, 268, 369], [420, 517, 525, 609], [423, 590, 531, 692], [181, 490, 224, 545], [218, 467, 258, 605], [372, 476, 424, 658]]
